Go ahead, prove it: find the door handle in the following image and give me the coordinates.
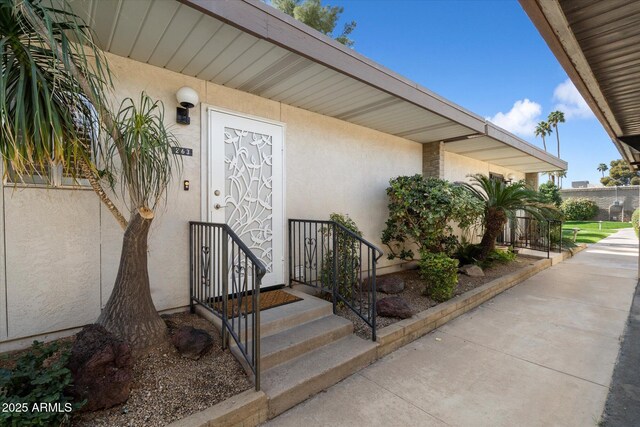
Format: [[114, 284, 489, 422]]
[[214, 203, 226, 210]]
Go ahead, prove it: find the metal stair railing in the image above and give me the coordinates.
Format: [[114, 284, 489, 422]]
[[189, 221, 266, 390], [288, 219, 383, 340]]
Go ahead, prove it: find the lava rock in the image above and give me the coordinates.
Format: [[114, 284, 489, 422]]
[[459, 264, 485, 277], [67, 324, 133, 411], [362, 275, 405, 294], [376, 296, 413, 319], [171, 326, 213, 360]]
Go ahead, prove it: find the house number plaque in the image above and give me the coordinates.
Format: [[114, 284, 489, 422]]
[[172, 147, 193, 156]]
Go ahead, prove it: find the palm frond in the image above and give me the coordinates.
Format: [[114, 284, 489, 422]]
[[106, 93, 182, 211], [0, 0, 111, 181]]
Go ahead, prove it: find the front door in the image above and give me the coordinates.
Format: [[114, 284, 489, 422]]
[[207, 108, 284, 288]]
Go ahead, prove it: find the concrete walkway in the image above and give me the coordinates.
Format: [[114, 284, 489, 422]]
[[266, 229, 638, 427]]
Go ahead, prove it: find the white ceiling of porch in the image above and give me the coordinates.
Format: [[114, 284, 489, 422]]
[[67, 0, 566, 172]]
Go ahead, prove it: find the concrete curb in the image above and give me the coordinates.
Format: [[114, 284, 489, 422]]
[[173, 248, 584, 426], [166, 389, 268, 427], [375, 246, 587, 358]]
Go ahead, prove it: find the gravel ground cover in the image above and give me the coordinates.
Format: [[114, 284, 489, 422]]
[[65, 312, 249, 426], [338, 255, 539, 339]]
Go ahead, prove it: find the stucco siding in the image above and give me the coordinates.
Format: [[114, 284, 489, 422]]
[[3, 188, 100, 339], [282, 104, 422, 271]]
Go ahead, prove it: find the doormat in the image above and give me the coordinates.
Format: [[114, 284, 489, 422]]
[[211, 289, 302, 317]]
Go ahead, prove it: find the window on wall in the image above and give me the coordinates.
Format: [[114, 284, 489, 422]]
[[6, 159, 91, 188], [6, 104, 96, 188]]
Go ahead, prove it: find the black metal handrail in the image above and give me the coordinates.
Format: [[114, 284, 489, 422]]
[[189, 221, 266, 390], [498, 216, 563, 258], [288, 219, 383, 340]]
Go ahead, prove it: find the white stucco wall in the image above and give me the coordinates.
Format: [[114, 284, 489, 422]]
[[0, 164, 5, 341], [0, 53, 526, 347]]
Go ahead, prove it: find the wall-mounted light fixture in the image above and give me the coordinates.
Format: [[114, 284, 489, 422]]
[[176, 86, 199, 125], [506, 173, 516, 184]]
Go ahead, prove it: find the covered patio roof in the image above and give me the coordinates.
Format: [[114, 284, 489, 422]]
[[520, 0, 640, 170], [69, 0, 566, 173]]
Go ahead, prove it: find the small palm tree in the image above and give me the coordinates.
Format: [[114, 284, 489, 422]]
[[534, 121, 552, 151], [548, 111, 565, 158], [0, 0, 180, 352], [598, 163, 609, 177], [461, 174, 559, 260]]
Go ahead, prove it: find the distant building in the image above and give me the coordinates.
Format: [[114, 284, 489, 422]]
[[572, 181, 589, 188]]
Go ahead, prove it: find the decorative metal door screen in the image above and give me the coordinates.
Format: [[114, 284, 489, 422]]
[[208, 109, 284, 289]]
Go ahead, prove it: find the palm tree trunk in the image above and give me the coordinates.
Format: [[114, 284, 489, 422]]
[[555, 125, 560, 157], [479, 208, 507, 260], [97, 208, 167, 353], [542, 136, 547, 151]]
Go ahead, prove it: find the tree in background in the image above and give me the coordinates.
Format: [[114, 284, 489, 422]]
[[534, 121, 552, 152], [271, 0, 357, 47], [547, 110, 565, 158], [597, 163, 608, 177], [538, 181, 562, 207], [600, 159, 639, 186], [0, 1, 180, 352]]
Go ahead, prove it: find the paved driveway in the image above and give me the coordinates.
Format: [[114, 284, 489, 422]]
[[266, 229, 638, 427]]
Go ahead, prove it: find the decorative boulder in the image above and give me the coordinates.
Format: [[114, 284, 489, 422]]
[[171, 326, 213, 360], [376, 296, 413, 319], [67, 324, 133, 411], [459, 264, 485, 277], [362, 275, 405, 294]]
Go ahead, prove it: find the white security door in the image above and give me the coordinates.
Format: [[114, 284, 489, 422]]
[[208, 109, 284, 288]]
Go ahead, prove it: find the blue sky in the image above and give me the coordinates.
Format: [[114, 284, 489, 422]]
[[328, 0, 620, 186]]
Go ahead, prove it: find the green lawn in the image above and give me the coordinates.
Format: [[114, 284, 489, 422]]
[[562, 221, 632, 244]]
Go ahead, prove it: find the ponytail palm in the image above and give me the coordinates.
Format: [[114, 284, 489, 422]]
[[461, 174, 559, 260], [1, 0, 180, 352]]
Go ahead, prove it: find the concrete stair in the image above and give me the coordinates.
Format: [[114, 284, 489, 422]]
[[224, 288, 377, 419], [262, 334, 377, 417], [260, 315, 354, 371]]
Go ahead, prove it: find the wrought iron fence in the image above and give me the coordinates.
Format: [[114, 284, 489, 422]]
[[498, 216, 563, 258], [189, 221, 266, 390], [288, 219, 383, 340]]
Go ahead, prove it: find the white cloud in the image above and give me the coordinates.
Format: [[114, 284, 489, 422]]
[[487, 99, 542, 137], [552, 79, 594, 119]]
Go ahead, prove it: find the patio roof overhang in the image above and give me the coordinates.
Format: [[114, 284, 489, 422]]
[[68, 0, 566, 173], [520, 0, 640, 170]]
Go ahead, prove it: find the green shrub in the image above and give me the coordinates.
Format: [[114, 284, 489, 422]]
[[0, 341, 82, 426], [479, 249, 516, 269], [320, 213, 362, 299], [561, 197, 599, 220], [633, 208, 640, 237], [454, 244, 518, 269], [538, 182, 562, 207], [382, 175, 483, 261], [453, 243, 482, 266], [418, 251, 459, 302]]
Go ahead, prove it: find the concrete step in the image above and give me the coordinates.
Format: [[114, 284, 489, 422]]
[[260, 315, 353, 371], [257, 288, 334, 338], [262, 335, 377, 418], [200, 288, 334, 340]]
